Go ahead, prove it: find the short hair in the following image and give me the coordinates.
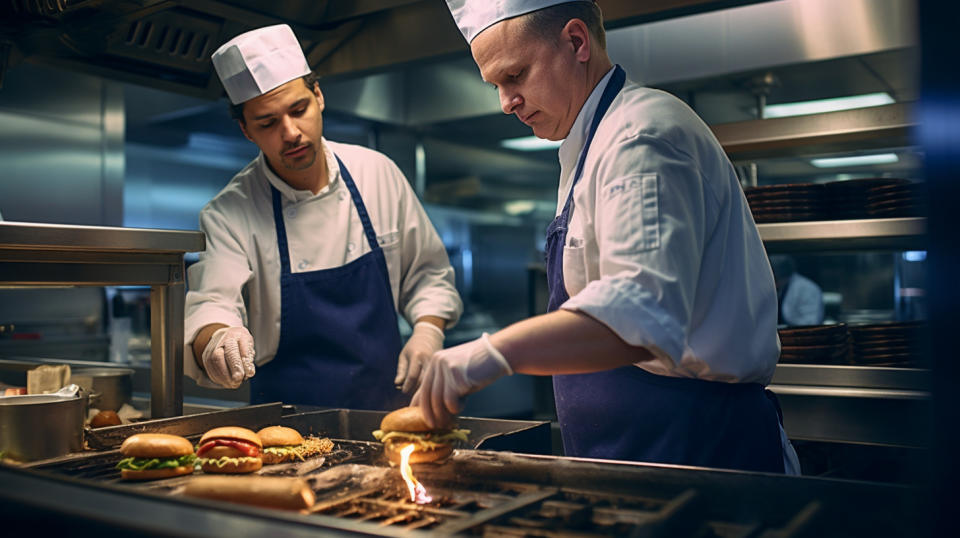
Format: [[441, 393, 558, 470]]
[[520, 1, 606, 50], [228, 71, 320, 124]]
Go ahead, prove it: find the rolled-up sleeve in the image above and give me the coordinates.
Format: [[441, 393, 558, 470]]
[[561, 135, 712, 364], [392, 165, 463, 328], [183, 204, 253, 385]]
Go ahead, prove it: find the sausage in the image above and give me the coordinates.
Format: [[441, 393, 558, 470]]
[[182, 475, 315, 511]]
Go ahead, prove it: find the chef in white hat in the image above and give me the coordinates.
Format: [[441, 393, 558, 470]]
[[412, 1, 800, 474], [184, 24, 462, 410]]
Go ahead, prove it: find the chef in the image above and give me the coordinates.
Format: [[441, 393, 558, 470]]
[[184, 24, 462, 410], [412, 0, 800, 474], [770, 255, 825, 326]]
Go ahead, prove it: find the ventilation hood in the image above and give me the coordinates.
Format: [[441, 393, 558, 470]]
[[0, 0, 769, 97]]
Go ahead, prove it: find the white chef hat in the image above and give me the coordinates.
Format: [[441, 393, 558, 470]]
[[446, 0, 594, 43], [211, 24, 312, 104]]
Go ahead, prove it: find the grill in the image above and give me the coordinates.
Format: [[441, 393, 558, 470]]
[[11, 404, 921, 537]]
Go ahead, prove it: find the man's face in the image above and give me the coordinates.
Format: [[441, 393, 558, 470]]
[[471, 18, 584, 141], [239, 79, 324, 174]]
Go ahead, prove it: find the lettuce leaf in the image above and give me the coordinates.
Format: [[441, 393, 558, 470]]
[[116, 453, 196, 471]]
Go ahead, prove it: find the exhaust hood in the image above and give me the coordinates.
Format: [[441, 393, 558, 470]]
[[0, 0, 770, 97]]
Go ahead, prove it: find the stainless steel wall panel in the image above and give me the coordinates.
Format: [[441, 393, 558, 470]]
[[0, 64, 124, 226]]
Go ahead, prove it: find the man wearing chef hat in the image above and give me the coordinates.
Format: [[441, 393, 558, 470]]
[[412, 0, 800, 474], [184, 24, 462, 410]]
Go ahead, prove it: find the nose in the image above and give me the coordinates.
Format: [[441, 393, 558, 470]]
[[279, 115, 301, 144], [500, 89, 522, 115]]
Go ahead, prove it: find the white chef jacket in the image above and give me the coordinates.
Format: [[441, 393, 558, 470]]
[[780, 273, 824, 326], [557, 68, 781, 385], [184, 139, 463, 386]]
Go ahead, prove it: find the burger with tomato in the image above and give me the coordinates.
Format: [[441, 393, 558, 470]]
[[196, 426, 262, 473]]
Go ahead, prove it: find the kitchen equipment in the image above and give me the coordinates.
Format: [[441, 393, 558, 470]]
[[19, 403, 921, 536], [71, 367, 134, 412], [0, 384, 87, 461]]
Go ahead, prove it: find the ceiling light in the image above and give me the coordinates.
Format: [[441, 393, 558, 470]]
[[810, 153, 899, 168], [500, 136, 563, 151], [503, 200, 537, 215], [764, 92, 895, 119]]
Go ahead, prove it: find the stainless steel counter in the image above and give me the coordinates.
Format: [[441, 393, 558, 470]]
[[0, 222, 204, 417]]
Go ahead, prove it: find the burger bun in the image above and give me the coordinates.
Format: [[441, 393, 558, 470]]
[[120, 466, 194, 481]]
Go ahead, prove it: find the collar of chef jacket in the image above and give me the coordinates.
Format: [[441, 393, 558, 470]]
[[556, 66, 617, 216], [257, 138, 341, 203]]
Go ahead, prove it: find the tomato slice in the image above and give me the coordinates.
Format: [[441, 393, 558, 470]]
[[196, 439, 260, 458]]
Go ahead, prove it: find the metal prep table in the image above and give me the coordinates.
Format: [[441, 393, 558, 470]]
[[0, 221, 204, 417]]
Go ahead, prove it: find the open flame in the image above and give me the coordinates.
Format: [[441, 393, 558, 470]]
[[399, 444, 433, 504]]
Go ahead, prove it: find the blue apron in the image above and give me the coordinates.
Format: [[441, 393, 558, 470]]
[[545, 66, 784, 473], [251, 155, 407, 411]]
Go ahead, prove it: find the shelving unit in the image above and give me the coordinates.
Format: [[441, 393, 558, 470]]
[[0, 222, 205, 418], [712, 103, 929, 448]]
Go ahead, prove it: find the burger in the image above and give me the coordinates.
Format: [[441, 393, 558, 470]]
[[372, 406, 470, 465], [256, 426, 335, 465], [116, 433, 196, 481], [196, 426, 262, 473]]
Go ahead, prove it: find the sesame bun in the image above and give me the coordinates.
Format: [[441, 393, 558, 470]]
[[121, 433, 194, 459], [256, 426, 305, 447], [200, 426, 262, 448]]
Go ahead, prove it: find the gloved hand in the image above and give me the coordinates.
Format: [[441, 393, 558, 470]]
[[201, 326, 256, 389], [411, 332, 513, 428], [395, 321, 445, 393]]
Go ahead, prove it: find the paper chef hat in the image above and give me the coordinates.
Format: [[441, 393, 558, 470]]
[[446, 0, 594, 43], [211, 24, 312, 104]]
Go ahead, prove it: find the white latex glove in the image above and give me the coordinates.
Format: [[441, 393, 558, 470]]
[[201, 326, 256, 389], [395, 321, 445, 393], [411, 332, 513, 428]]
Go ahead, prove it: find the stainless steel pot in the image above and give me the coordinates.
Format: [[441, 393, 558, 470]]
[[0, 386, 87, 461], [71, 367, 134, 412]]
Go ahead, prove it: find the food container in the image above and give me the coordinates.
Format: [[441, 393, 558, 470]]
[[0, 385, 87, 461], [71, 367, 134, 412]]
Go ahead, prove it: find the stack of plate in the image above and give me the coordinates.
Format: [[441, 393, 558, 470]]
[[822, 178, 913, 220], [866, 181, 928, 218], [848, 321, 929, 367], [778, 323, 851, 365], [744, 184, 827, 223]]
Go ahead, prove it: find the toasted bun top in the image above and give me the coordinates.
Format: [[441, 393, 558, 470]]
[[200, 426, 262, 448], [256, 426, 304, 447], [381, 406, 440, 433], [121, 433, 194, 458]]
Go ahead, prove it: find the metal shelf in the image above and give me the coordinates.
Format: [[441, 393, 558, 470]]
[[758, 217, 926, 253], [0, 222, 205, 418], [713, 102, 914, 160]]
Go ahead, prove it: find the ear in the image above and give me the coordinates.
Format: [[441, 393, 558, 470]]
[[563, 19, 591, 63], [313, 82, 325, 113], [238, 120, 253, 143]]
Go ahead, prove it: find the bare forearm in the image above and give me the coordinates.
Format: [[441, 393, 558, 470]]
[[489, 310, 653, 375], [192, 323, 229, 368]]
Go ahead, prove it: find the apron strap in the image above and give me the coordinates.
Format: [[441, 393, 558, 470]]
[[335, 154, 381, 253]]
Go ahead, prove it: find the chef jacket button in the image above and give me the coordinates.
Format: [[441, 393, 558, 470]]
[[347, 242, 356, 252], [338, 192, 347, 201], [298, 260, 308, 270]]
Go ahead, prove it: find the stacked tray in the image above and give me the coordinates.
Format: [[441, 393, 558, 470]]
[[822, 178, 919, 220], [744, 183, 827, 223], [865, 181, 928, 218], [848, 321, 929, 367], [778, 323, 851, 365]]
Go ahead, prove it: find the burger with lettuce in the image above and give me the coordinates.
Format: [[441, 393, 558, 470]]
[[116, 433, 197, 480]]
